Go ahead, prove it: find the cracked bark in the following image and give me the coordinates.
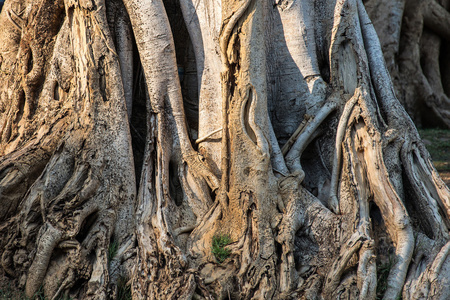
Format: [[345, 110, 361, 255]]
[[0, 0, 450, 299]]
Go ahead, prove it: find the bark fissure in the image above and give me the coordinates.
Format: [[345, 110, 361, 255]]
[[1, 0, 450, 299]]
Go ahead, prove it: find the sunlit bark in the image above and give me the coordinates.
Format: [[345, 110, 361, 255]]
[[0, 0, 450, 299]]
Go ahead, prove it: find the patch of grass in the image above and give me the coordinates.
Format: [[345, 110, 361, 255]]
[[211, 234, 232, 263], [376, 258, 402, 300], [33, 286, 46, 300], [418, 128, 450, 172], [0, 282, 16, 299], [376, 259, 392, 300], [117, 276, 132, 300], [54, 294, 73, 300], [108, 239, 119, 262]]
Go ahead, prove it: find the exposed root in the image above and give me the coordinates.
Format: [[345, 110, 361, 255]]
[[406, 239, 450, 299], [183, 152, 220, 192], [329, 91, 359, 214], [188, 202, 222, 258], [281, 116, 311, 156], [267, 117, 289, 176], [429, 240, 450, 283], [351, 120, 414, 300], [2, 0, 450, 299], [0, 145, 51, 221], [49, 239, 82, 300], [357, 241, 377, 299], [217, 0, 252, 207], [356, 0, 404, 127], [195, 128, 222, 144], [276, 172, 305, 294], [111, 0, 134, 120], [323, 161, 374, 297], [401, 141, 450, 239], [109, 234, 136, 279], [174, 225, 196, 237], [349, 128, 377, 299], [285, 100, 338, 173], [132, 112, 193, 299], [51, 270, 76, 300], [6, 9, 24, 31], [219, 0, 252, 70], [305, 76, 327, 116], [124, 0, 219, 194], [179, 163, 213, 218], [423, 0, 450, 41], [25, 223, 63, 297], [324, 231, 364, 297]]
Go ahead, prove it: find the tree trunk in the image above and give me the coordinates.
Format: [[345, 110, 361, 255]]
[[1, 0, 450, 299], [364, 0, 450, 128]]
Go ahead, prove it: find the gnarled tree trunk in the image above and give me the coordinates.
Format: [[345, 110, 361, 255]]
[[1, 0, 450, 299], [365, 0, 450, 128]]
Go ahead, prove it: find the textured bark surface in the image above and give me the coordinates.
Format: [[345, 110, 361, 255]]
[[0, 0, 450, 299], [365, 0, 450, 128]]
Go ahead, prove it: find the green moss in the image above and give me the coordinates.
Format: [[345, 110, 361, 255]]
[[211, 234, 232, 263]]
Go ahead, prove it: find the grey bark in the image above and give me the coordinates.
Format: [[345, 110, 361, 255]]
[[365, 0, 450, 128], [0, 0, 450, 299]]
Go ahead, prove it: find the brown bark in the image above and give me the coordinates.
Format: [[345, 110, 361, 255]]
[[0, 0, 136, 298], [0, 0, 450, 299]]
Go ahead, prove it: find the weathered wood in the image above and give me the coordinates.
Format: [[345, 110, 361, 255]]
[[0, 0, 449, 299]]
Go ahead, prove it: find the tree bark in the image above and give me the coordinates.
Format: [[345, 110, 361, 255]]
[[0, 0, 450, 299], [365, 0, 450, 128]]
